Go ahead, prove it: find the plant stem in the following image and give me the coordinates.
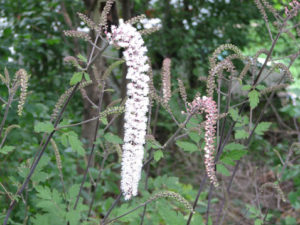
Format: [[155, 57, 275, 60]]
[[73, 82, 105, 210], [3, 82, 80, 225]]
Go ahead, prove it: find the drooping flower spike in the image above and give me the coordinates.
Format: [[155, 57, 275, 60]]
[[107, 22, 150, 200], [187, 96, 219, 187]]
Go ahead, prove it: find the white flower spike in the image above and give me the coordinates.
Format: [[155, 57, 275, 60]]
[[107, 22, 150, 200]]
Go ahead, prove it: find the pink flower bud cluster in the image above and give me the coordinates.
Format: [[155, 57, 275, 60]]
[[107, 22, 150, 200], [285, 0, 300, 17], [187, 96, 218, 187]]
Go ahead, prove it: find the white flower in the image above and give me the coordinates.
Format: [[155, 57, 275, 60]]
[[107, 22, 150, 200]]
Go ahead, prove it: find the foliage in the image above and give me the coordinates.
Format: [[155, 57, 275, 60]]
[[0, 0, 300, 225]]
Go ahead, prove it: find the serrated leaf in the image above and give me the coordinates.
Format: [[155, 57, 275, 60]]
[[254, 219, 263, 225], [248, 90, 260, 109], [77, 54, 87, 63], [100, 117, 108, 125], [235, 130, 249, 139], [176, 141, 198, 153], [217, 164, 230, 176], [61, 133, 68, 147], [226, 149, 247, 160], [147, 139, 162, 149], [32, 171, 50, 183], [224, 143, 245, 151], [83, 72, 90, 81], [31, 214, 49, 225], [188, 132, 201, 143], [70, 72, 83, 85], [68, 135, 85, 156], [242, 85, 252, 91], [0, 146, 15, 154], [190, 214, 204, 225], [255, 122, 271, 135], [34, 122, 54, 133], [256, 85, 265, 90], [220, 156, 235, 166], [68, 184, 80, 201], [66, 210, 81, 225], [154, 150, 164, 162], [35, 186, 52, 200], [229, 108, 240, 121], [104, 132, 123, 144]]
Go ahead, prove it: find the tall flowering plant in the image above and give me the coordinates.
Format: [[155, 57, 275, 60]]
[[107, 22, 150, 200]]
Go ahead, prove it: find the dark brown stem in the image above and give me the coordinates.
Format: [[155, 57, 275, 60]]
[[186, 175, 207, 225], [101, 193, 122, 223]]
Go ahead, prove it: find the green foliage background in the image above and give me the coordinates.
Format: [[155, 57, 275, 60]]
[[0, 0, 299, 224]]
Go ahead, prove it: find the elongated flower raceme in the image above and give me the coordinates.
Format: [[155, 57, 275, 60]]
[[107, 22, 150, 200], [187, 96, 218, 187], [161, 58, 171, 104]]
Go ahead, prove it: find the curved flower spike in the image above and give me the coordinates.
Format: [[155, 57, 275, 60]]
[[187, 96, 219, 187]]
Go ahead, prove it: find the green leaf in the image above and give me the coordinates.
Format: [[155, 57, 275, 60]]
[[176, 141, 198, 153], [104, 132, 123, 144], [154, 150, 164, 162], [34, 122, 54, 133], [32, 171, 50, 183], [68, 135, 85, 156], [255, 122, 271, 135], [256, 85, 265, 90], [0, 146, 15, 154], [224, 143, 245, 151], [66, 210, 81, 225], [100, 117, 108, 125], [158, 202, 185, 225], [217, 164, 230, 176], [241, 84, 251, 91], [83, 72, 90, 81], [31, 214, 49, 225], [77, 54, 87, 63], [248, 90, 260, 109], [235, 130, 249, 139], [188, 132, 201, 143], [61, 133, 69, 147], [190, 213, 204, 225], [220, 156, 235, 166], [70, 72, 83, 85], [229, 108, 240, 121], [68, 184, 80, 202], [35, 186, 52, 200], [254, 219, 263, 225], [226, 149, 247, 160]]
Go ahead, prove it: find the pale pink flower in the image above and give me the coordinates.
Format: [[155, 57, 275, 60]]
[[187, 96, 218, 187]]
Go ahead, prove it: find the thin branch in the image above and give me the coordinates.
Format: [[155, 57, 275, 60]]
[[3, 82, 80, 225], [101, 194, 122, 223], [56, 116, 99, 130], [87, 151, 109, 217], [73, 82, 105, 210]]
